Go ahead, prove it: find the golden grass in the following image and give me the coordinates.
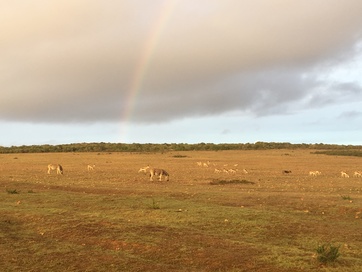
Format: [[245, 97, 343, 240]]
[[0, 150, 361, 271]]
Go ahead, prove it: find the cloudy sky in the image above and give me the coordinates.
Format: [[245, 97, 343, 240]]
[[1, 0, 362, 147]]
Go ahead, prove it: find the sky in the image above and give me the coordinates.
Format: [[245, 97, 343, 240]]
[[1, 0, 362, 147]]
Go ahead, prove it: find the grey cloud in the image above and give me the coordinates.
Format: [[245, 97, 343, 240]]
[[130, 68, 320, 122], [1, 1, 362, 124], [303, 81, 362, 109], [338, 110, 362, 119]]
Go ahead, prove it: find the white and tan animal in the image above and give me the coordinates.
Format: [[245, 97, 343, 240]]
[[138, 166, 150, 173], [47, 164, 63, 175], [228, 169, 237, 174], [309, 171, 321, 176], [341, 171, 349, 178], [87, 164, 95, 171], [214, 168, 222, 173], [353, 171, 362, 178], [149, 168, 169, 181]]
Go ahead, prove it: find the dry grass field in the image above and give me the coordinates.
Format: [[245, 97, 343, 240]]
[[1, 149, 361, 271]]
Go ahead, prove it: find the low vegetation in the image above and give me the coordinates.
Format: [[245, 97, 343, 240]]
[[209, 179, 255, 185], [6, 189, 20, 194], [1, 141, 362, 154]]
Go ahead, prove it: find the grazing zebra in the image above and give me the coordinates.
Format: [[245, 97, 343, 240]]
[[47, 164, 63, 175], [87, 164, 95, 171], [341, 171, 349, 178], [149, 168, 169, 181], [353, 171, 362, 178]]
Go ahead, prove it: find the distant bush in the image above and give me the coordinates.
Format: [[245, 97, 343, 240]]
[[1, 142, 361, 154], [172, 154, 188, 158], [210, 179, 255, 185]]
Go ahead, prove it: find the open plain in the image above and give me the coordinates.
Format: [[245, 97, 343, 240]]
[[0, 149, 361, 271]]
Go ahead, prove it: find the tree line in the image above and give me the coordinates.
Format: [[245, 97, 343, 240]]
[[0, 142, 361, 154]]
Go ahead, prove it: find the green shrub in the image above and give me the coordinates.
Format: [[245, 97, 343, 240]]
[[316, 243, 340, 264]]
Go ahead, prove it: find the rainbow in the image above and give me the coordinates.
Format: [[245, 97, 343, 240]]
[[120, 0, 179, 142]]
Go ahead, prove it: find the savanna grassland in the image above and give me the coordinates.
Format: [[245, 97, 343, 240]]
[[0, 150, 361, 271]]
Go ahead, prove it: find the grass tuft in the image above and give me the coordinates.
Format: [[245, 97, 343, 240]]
[[150, 198, 160, 209], [6, 189, 20, 194], [315, 243, 341, 264], [340, 195, 352, 200]]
